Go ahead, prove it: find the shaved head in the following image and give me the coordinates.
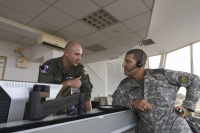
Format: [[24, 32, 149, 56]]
[[65, 41, 82, 51], [63, 41, 82, 66]]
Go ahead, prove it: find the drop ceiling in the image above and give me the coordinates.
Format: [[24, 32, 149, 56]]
[[0, 0, 154, 64]]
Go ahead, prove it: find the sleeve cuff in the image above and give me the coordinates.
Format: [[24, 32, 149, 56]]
[[182, 101, 196, 112], [85, 92, 91, 101], [129, 98, 137, 111]]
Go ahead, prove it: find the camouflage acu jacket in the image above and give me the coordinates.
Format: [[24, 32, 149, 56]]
[[112, 69, 200, 133]]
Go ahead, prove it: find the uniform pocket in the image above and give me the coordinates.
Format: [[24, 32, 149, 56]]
[[124, 87, 143, 100], [154, 82, 176, 107]]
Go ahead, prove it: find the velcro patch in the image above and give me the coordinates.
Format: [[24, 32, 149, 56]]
[[113, 90, 120, 97], [40, 64, 49, 73], [54, 75, 61, 82], [182, 76, 189, 83], [126, 87, 138, 93], [66, 76, 74, 80], [83, 67, 88, 74]]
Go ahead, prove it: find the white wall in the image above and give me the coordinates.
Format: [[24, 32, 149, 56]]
[[85, 62, 107, 101], [53, 50, 63, 58], [31, 44, 52, 61], [0, 39, 40, 82], [31, 44, 63, 63]]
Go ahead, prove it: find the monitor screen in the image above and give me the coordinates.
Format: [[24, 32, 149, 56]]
[[0, 80, 62, 123]]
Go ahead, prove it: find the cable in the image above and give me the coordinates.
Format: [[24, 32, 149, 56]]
[[137, 68, 139, 81], [24, 103, 29, 120], [68, 104, 86, 115], [76, 104, 86, 114]]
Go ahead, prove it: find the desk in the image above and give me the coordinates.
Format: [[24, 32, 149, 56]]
[[0, 109, 138, 133]]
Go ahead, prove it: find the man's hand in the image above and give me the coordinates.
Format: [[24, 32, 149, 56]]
[[131, 99, 153, 111], [62, 76, 82, 90], [174, 106, 188, 118]]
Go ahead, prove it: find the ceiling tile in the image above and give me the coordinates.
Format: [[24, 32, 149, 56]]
[[83, 52, 105, 59], [37, 7, 76, 29], [95, 57, 109, 62], [125, 42, 139, 48], [136, 29, 148, 39], [82, 48, 94, 56], [64, 21, 96, 37], [28, 19, 59, 34], [80, 57, 96, 64], [123, 12, 151, 31], [115, 33, 142, 44], [17, 37, 37, 46], [0, 5, 33, 25], [41, 0, 57, 5], [83, 31, 110, 43], [106, 53, 122, 59], [98, 39, 122, 49], [97, 49, 117, 56], [0, 36, 15, 43], [0, 0, 49, 17], [53, 30, 79, 41], [110, 45, 130, 53], [17, 42, 34, 47], [100, 23, 132, 38], [54, 0, 99, 19], [142, 0, 154, 9], [75, 38, 94, 48], [0, 28, 24, 42], [93, 0, 116, 7], [104, 0, 148, 21]]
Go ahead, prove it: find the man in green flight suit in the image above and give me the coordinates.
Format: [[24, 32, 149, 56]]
[[38, 41, 93, 112]]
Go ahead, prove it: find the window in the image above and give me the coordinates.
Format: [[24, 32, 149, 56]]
[[193, 42, 200, 77], [165, 46, 191, 73], [148, 55, 161, 69], [193, 42, 200, 109], [107, 61, 126, 95], [165, 46, 190, 106]]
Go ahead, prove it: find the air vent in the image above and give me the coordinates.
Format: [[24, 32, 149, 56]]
[[81, 9, 119, 30], [85, 44, 106, 52], [138, 39, 155, 46], [42, 42, 65, 51]]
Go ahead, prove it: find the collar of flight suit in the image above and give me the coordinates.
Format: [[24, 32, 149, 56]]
[[58, 56, 77, 75], [58, 56, 63, 70]]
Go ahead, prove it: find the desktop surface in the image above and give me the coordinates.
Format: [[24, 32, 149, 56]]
[[0, 107, 129, 133]]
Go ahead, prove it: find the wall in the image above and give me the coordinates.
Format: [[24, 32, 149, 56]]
[[0, 39, 40, 82], [85, 62, 107, 101], [31, 44, 52, 61], [53, 50, 63, 58], [86, 58, 127, 101]]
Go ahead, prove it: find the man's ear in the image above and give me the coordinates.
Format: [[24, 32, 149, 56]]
[[64, 49, 69, 56]]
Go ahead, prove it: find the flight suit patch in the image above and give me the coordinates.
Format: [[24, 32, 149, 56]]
[[66, 76, 74, 80], [40, 64, 50, 73], [54, 75, 61, 82], [83, 67, 88, 74]]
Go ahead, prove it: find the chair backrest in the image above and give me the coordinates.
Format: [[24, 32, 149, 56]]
[[99, 97, 108, 106]]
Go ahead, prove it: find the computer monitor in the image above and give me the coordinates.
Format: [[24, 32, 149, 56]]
[[0, 80, 62, 123]]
